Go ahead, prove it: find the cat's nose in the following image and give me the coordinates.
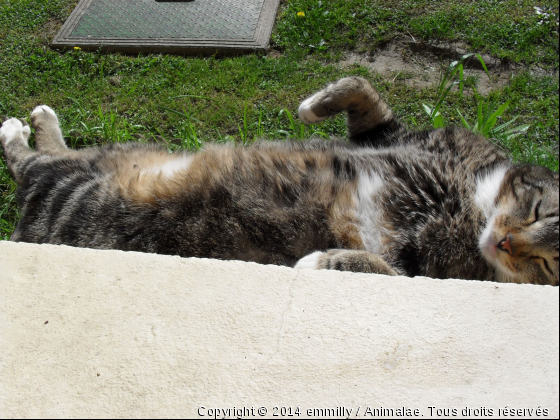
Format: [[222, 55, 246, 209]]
[[498, 233, 514, 256]]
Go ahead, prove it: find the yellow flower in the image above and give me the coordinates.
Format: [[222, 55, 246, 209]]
[[297, 11, 305, 18], [73, 46, 82, 51]]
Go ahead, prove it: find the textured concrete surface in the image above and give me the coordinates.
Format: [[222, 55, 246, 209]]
[[0, 241, 558, 418]]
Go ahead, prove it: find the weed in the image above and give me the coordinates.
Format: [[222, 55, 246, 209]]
[[457, 100, 529, 141], [276, 109, 329, 140], [423, 53, 489, 128], [86, 105, 144, 144], [176, 120, 203, 151], [423, 55, 533, 153]]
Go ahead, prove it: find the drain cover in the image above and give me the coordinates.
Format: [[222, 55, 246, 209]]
[[52, 0, 280, 55]]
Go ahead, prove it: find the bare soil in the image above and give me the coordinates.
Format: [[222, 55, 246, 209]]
[[339, 39, 553, 94]]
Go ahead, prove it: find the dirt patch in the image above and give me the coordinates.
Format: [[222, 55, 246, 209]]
[[339, 39, 517, 94], [34, 18, 66, 46]]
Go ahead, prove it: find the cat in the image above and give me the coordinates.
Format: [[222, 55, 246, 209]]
[[1, 77, 558, 285]]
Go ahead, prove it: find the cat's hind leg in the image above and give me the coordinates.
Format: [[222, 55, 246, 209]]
[[0, 117, 36, 182], [295, 249, 398, 276], [30, 105, 67, 154], [298, 77, 402, 147]]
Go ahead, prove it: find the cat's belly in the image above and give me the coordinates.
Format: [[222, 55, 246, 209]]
[[354, 170, 388, 254]]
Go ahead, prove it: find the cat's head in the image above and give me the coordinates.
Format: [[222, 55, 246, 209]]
[[480, 165, 559, 285]]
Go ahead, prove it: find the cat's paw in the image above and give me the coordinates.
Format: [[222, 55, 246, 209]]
[[298, 93, 329, 124], [298, 77, 377, 125], [294, 251, 324, 270], [0, 118, 29, 146], [30, 105, 59, 130], [296, 249, 399, 275]]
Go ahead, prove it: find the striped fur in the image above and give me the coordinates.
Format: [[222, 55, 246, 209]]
[[1, 79, 558, 284]]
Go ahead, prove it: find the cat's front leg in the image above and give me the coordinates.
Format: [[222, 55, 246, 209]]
[[295, 249, 398, 276], [30, 105, 68, 153], [0, 117, 34, 181]]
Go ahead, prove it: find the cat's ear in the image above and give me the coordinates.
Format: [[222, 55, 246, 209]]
[[520, 165, 558, 186]]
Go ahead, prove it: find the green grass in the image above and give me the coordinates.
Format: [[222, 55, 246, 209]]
[[1, 0, 559, 238], [274, 0, 559, 64]]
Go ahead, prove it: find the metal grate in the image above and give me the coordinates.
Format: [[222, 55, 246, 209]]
[[52, 0, 280, 55]]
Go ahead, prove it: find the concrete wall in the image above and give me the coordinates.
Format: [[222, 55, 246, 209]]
[[1, 241, 558, 418]]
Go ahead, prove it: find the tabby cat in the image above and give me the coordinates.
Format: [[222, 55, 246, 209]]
[[1, 77, 558, 284]]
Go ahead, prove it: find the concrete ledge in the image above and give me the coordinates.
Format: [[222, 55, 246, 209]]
[[1, 241, 558, 418]]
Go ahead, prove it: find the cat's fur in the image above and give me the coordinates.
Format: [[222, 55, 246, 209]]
[[1, 77, 558, 284]]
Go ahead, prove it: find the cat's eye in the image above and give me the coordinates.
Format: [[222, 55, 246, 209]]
[[530, 200, 542, 224], [542, 259, 553, 276], [530, 256, 553, 275]]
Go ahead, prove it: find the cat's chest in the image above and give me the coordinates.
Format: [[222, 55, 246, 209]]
[[352, 161, 482, 255]]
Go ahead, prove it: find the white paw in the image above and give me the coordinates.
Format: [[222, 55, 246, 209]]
[[31, 105, 57, 118], [31, 105, 58, 126], [298, 93, 327, 124], [295, 251, 324, 270], [0, 118, 24, 146], [22, 125, 31, 140]]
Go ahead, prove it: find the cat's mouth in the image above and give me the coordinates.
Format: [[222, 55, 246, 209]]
[[479, 216, 498, 259], [481, 236, 518, 278], [481, 234, 498, 259], [479, 221, 518, 278]]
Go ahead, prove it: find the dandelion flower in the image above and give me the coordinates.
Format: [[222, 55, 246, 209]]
[[73, 46, 82, 51], [297, 11, 305, 18]]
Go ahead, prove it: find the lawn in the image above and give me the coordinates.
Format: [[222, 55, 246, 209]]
[[1, 0, 559, 239]]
